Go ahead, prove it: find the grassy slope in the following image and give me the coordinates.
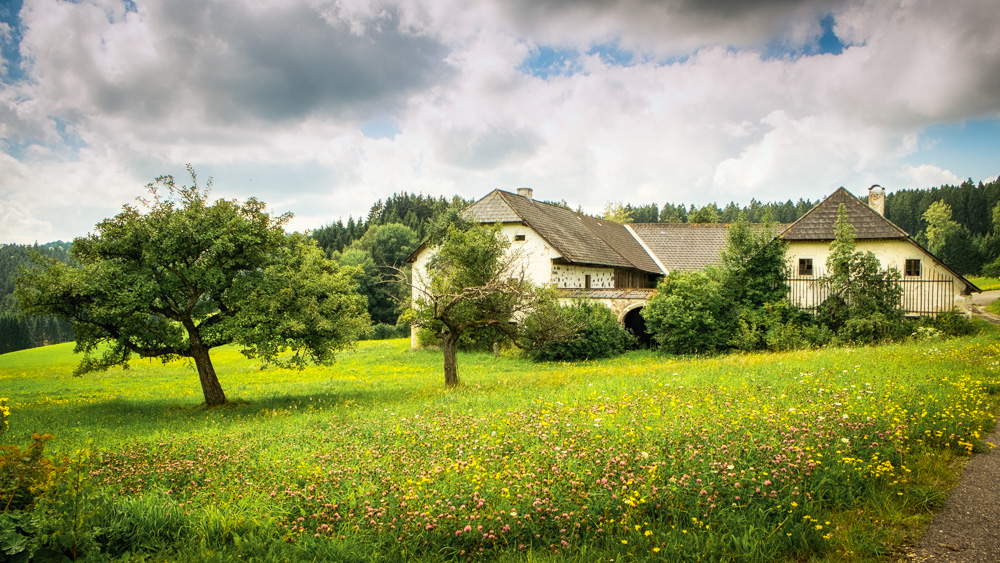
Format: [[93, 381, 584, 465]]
[[3, 330, 1000, 561], [968, 276, 1000, 291]]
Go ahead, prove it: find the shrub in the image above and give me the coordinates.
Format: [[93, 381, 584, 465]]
[[33, 448, 108, 561], [528, 301, 635, 362], [929, 310, 978, 337], [1, 434, 61, 513], [730, 300, 819, 352], [361, 323, 410, 341], [643, 270, 732, 354], [0, 398, 8, 434], [840, 312, 900, 345]]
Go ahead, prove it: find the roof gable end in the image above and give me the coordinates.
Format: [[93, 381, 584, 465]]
[[780, 187, 908, 241]]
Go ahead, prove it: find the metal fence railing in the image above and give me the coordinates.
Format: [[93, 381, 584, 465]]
[[785, 266, 956, 316]]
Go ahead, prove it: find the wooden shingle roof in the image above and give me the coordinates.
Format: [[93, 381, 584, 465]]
[[781, 187, 909, 241], [627, 223, 730, 272], [628, 223, 789, 273], [462, 190, 662, 274]]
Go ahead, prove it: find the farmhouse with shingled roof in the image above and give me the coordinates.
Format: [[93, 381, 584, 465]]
[[782, 185, 979, 315], [408, 185, 979, 347]]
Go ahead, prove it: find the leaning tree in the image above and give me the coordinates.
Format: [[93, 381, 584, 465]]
[[16, 167, 369, 406]]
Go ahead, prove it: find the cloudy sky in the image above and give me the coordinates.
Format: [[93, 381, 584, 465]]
[[1, 0, 999, 243]]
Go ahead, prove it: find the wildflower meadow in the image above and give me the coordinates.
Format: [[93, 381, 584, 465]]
[[2, 327, 999, 562]]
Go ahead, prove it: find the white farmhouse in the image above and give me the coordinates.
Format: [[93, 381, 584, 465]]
[[408, 186, 980, 348]]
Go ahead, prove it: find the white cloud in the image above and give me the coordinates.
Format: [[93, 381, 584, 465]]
[[899, 164, 961, 189], [2, 0, 1000, 243]]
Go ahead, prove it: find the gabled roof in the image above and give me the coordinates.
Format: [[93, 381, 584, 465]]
[[780, 187, 908, 241], [780, 187, 979, 294], [462, 190, 661, 274]]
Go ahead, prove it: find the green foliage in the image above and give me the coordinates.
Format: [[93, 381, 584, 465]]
[[527, 300, 636, 362], [601, 201, 633, 224], [337, 223, 419, 325], [658, 202, 688, 223], [917, 310, 978, 337], [937, 226, 983, 275], [15, 167, 368, 406], [820, 204, 904, 343], [982, 258, 1000, 278], [885, 177, 1000, 271], [642, 270, 731, 354], [1, 433, 60, 513], [731, 300, 832, 352], [0, 398, 7, 434], [33, 447, 108, 561], [311, 192, 470, 256], [720, 213, 788, 309], [0, 243, 75, 354], [687, 203, 721, 223], [228, 233, 370, 370], [922, 200, 961, 255], [625, 202, 659, 223], [1, 510, 39, 562], [362, 323, 410, 341]]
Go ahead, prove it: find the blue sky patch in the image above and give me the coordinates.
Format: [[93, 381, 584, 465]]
[[587, 42, 634, 66], [0, 0, 25, 83], [906, 119, 1000, 184], [762, 13, 846, 60], [520, 41, 640, 79], [361, 116, 401, 139], [519, 45, 581, 79]]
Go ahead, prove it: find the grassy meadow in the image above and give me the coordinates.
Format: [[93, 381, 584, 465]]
[[967, 276, 1000, 291], [3, 328, 1000, 562]]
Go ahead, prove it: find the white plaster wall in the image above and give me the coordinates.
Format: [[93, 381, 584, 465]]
[[501, 224, 561, 285], [550, 264, 615, 289], [786, 240, 972, 312]]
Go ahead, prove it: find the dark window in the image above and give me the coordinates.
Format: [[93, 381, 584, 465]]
[[798, 258, 813, 276], [514, 234, 526, 241], [584, 274, 592, 289], [905, 259, 921, 277]]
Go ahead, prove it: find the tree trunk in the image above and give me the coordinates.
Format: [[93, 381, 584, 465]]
[[441, 331, 460, 387], [183, 320, 227, 406]]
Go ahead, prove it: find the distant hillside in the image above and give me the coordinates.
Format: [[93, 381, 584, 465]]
[[0, 242, 75, 354]]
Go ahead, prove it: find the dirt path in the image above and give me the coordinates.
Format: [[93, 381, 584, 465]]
[[905, 428, 1000, 561], [905, 290, 1000, 561], [968, 290, 1000, 325]]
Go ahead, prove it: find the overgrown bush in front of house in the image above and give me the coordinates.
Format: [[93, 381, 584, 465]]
[[913, 309, 978, 338], [642, 269, 733, 354], [820, 204, 906, 345], [527, 300, 636, 362], [732, 299, 833, 352]]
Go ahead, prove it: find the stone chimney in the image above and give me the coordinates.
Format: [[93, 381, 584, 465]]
[[517, 187, 534, 200], [868, 184, 885, 216]]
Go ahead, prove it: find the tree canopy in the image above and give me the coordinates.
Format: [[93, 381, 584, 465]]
[[15, 167, 369, 406]]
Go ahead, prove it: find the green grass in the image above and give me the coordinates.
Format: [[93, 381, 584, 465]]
[[3, 330, 1000, 562], [967, 276, 1000, 291]]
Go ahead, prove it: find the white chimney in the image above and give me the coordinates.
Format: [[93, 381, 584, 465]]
[[868, 184, 884, 216], [517, 187, 534, 200]]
